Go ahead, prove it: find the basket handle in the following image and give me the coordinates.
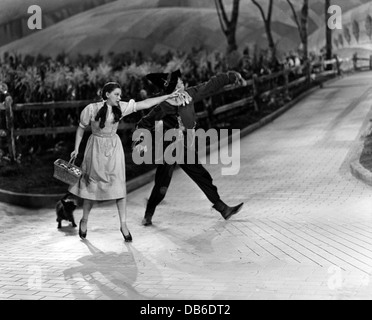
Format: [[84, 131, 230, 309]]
[[68, 156, 76, 165]]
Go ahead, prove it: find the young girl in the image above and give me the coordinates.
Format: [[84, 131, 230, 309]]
[[68, 82, 183, 242]]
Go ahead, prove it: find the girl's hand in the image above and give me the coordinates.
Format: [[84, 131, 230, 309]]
[[168, 89, 179, 98], [70, 150, 78, 159], [168, 89, 183, 100], [169, 89, 192, 106]]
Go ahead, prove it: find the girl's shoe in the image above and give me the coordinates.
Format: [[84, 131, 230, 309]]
[[79, 219, 88, 239], [120, 228, 133, 242]]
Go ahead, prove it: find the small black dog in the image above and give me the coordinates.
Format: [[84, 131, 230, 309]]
[[56, 193, 77, 229]]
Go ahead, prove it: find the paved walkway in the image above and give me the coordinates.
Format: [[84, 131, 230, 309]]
[[2, 72, 372, 300]]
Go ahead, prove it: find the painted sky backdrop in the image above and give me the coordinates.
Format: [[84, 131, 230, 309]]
[[0, 0, 371, 58]]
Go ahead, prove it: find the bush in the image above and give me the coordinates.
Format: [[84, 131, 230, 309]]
[[0, 47, 268, 104]]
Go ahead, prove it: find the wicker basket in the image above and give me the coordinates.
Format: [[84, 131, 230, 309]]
[[53, 157, 82, 185]]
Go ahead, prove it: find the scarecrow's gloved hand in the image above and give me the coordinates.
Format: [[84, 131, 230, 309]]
[[230, 71, 248, 87], [172, 90, 192, 106]]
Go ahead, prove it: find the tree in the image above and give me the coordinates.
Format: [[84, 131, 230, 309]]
[[352, 20, 360, 43], [286, 0, 310, 81], [325, 0, 332, 60], [251, 0, 276, 64], [338, 33, 344, 47], [344, 26, 351, 45], [365, 15, 372, 40], [334, 38, 339, 49], [286, 1, 309, 62], [214, 0, 241, 53]]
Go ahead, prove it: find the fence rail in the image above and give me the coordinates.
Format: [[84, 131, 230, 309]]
[[1, 55, 370, 161], [13, 123, 136, 137], [353, 54, 372, 71], [0, 100, 90, 111]]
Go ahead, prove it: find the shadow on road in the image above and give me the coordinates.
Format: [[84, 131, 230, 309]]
[[63, 240, 151, 300]]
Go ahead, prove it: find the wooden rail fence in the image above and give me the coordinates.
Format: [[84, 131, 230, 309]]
[[353, 54, 372, 71]]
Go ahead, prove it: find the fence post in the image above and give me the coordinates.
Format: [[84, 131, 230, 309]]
[[284, 69, 290, 99], [0, 106, 5, 153], [204, 97, 214, 129], [304, 60, 311, 84], [252, 74, 259, 112], [353, 53, 358, 71], [4, 96, 16, 162]]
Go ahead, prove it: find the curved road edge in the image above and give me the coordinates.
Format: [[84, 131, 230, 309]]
[[350, 135, 372, 187]]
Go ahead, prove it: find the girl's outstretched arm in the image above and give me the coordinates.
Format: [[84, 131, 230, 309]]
[[135, 91, 183, 111]]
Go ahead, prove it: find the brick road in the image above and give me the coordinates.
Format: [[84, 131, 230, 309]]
[[1, 72, 372, 300]]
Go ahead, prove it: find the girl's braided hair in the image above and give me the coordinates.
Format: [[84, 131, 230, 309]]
[[95, 82, 122, 129]]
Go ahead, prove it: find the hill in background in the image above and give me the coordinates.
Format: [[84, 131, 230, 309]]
[[309, 2, 372, 58], [0, 0, 370, 59], [0, 0, 116, 47]]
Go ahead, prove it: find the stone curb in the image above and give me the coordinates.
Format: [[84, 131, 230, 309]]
[[350, 159, 372, 187], [0, 189, 63, 209], [0, 77, 340, 209], [350, 131, 372, 187]]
